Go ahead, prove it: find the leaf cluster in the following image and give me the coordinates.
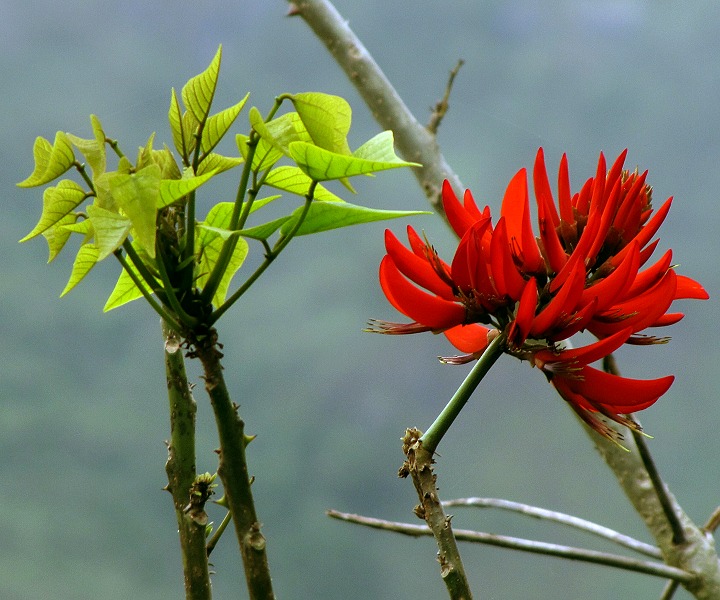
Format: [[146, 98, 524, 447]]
[[18, 45, 426, 332]]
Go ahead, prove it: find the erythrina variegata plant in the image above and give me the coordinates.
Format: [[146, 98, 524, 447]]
[[17, 45, 424, 600]]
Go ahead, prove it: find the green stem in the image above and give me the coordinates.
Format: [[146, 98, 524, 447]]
[[206, 510, 233, 558], [162, 320, 212, 600], [421, 332, 506, 454], [209, 185, 317, 325], [193, 332, 275, 600]]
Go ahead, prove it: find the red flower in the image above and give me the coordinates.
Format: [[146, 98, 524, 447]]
[[372, 149, 708, 441]]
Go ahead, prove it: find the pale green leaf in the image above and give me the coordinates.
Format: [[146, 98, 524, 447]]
[[87, 204, 132, 260], [289, 92, 352, 155], [236, 133, 283, 172], [60, 244, 99, 296], [66, 115, 107, 178], [104, 244, 158, 311], [168, 87, 187, 160], [264, 166, 344, 201], [157, 169, 218, 208], [43, 212, 78, 262], [237, 216, 291, 241], [288, 132, 420, 181], [280, 201, 430, 236], [197, 153, 243, 176], [182, 45, 222, 124], [61, 218, 93, 238], [20, 179, 87, 242], [196, 204, 249, 306], [201, 93, 249, 155], [108, 164, 162, 257], [18, 132, 76, 187]]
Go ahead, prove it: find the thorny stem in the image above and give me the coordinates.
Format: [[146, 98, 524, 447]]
[[162, 321, 211, 600], [400, 428, 473, 600], [192, 331, 275, 600]]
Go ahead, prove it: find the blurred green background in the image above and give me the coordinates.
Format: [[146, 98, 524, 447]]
[[3, 2, 718, 598]]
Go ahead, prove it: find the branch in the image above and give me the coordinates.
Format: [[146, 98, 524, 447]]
[[443, 497, 662, 559], [287, 0, 463, 216], [326, 510, 695, 584]]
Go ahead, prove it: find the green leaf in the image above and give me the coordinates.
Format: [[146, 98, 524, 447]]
[[60, 244, 99, 296], [196, 203, 249, 306], [236, 133, 283, 172], [104, 243, 158, 311], [107, 164, 162, 257], [280, 201, 430, 236], [86, 204, 132, 260], [182, 45, 222, 124], [288, 131, 420, 181], [264, 166, 344, 202], [201, 93, 249, 155], [66, 115, 107, 178], [61, 218, 93, 238], [20, 179, 87, 242], [18, 132, 76, 187], [197, 153, 243, 176], [157, 169, 218, 208], [43, 212, 78, 262], [237, 216, 291, 241], [168, 88, 188, 160], [289, 92, 352, 155]]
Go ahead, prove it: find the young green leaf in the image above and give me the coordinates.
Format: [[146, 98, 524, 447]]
[[280, 201, 430, 236], [288, 131, 420, 181], [288, 92, 352, 155], [107, 164, 162, 257], [60, 243, 99, 296], [168, 88, 188, 161], [264, 166, 344, 202], [65, 115, 107, 178], [157, 169, 218, 208], [182, 45, 222, 125], [86, 204, 133, 260], [43, 212, 78, 263], [196, 153, 244, 177], [236, 133, 284, 172], [18, 132, 76, 188], [20, 179, 87, 242], [200, 93, 249, 155], [104, 244, 158, 311]]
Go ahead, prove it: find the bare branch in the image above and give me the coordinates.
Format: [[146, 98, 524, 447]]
[[326, 510, 695, 584], [444, 497, 662, 559]]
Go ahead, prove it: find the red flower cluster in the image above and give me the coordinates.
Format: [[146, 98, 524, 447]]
[[373, 149, 708, 440]]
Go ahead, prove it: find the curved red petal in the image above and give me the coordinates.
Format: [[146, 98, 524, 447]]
[[649, 313, 684, 327], [508, 278, 537, 347], [530, 261, 585, 337], [621, 249, 672, 300], [565, 365, 673, 411], [384, 230, 455, 300], [443, 180, 480, 238], [533, 148, 559, 226], [674, 274, 709, 300], [611, 198, 672, 267], [491, 218, 527, 300], [534, 327, 633, 367], [501, 168, 544, 273], [557, 153, 574, 225], [379, 256, 466, 329], [580, 242, 640, 312], [444, 324, 492, 354]]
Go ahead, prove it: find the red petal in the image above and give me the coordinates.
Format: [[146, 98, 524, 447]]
[[611, 198, 672, 266], [533, 148, 559, 226], [508, 278, 537, 347], [385, 230, 455, 300], [621, 249, 672, 300], [557, 153, 574, 225], [580, 242, 640, 312], [534, 327, 633, 367], [490, 218, 527, 300], [530, 261, 585, 337], [674, 275, 709, 300], [501, 169, 544, 273], [379, 256, 466, 329], [444, 324, 492, 354], [569, 366, 673, 412], [442, 180, 483, 238]]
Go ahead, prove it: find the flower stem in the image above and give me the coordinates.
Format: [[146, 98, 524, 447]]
[[421, 332, 506, 454], [162, 320, 212, 600]]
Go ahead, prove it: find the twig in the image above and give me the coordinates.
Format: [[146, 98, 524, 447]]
[[427, 59, 465, 135], [287, 0, 464, 216], [326, 510, 695, 584], [443, 497, 661, 559]]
